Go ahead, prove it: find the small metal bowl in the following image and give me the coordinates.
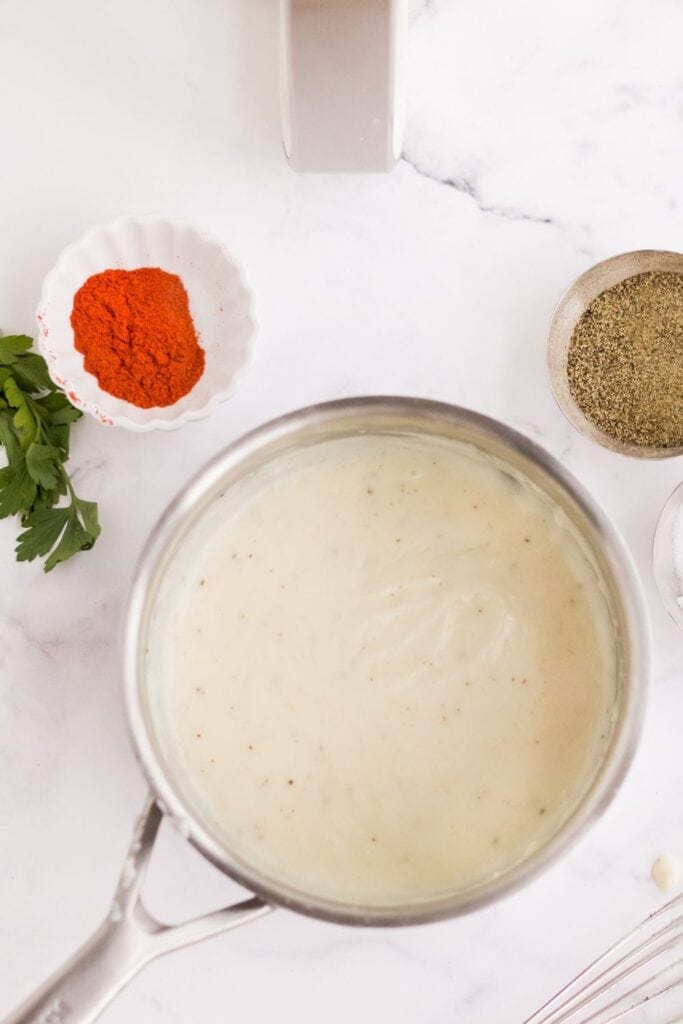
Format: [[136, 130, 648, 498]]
[[547, 249, 683, 459]]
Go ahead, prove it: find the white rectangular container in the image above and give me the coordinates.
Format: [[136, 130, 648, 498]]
[[280, 0, 406, 173]]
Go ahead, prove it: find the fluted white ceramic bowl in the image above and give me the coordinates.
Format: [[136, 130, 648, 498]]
[[36, 218, 257, 431]]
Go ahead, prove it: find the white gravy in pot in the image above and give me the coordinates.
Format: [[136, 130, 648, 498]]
[[146, 433, 617, 906]]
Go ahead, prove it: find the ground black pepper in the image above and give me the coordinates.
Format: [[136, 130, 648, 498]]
[[567, 271, 683, 448]]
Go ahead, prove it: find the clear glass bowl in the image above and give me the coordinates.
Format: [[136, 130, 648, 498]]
[[547, 249, 683, 459], [653, 481, 683, 628]]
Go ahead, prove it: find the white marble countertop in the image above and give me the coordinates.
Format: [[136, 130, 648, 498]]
[[1, 1, 683, 1021]]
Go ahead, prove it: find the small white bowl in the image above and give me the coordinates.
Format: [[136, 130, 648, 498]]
[[36, 217, 257, 431]]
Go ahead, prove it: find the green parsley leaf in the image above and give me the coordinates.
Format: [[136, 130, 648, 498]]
[[39, 399, 82, 427], [42, 503, 99, 572], [74, 497, 100, 540], [15, 506, 71, 562], [29, 484, 63, 515], [0, 410, 21, 465], [12, 353, 56, 393], [43, 422, 71, 456], [0, 460, 37, 518], [0, 335, 33, 364], [34, 393, 82, 454], [25, 442, 63, 490], [16, 495, 100, 569], [36, 391, 78, 415], [4, 378, 39, 449]]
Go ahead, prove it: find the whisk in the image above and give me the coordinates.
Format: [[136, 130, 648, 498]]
[[523, 892, 683, 1024]]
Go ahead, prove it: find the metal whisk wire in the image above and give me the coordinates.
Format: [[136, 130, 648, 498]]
[[523, 894, 683, 1024]]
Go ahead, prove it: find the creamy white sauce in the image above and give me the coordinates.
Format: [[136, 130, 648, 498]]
[[147, 433, 617, 906]]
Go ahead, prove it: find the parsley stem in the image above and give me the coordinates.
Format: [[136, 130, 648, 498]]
[[61, 467, 77, 501]]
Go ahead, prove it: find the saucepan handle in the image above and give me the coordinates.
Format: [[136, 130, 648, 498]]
[[1, 796, 271, 1024]]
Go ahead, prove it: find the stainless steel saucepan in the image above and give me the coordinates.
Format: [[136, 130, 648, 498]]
[[3, 398, 649, 1024]]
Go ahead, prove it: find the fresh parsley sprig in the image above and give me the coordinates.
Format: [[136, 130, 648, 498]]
[[0, 334, 100, 571]]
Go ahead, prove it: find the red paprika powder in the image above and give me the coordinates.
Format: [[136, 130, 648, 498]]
[[70, 268, 205, 408]]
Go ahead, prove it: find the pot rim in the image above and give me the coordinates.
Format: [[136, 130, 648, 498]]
[[123, 396, 649, 926]]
